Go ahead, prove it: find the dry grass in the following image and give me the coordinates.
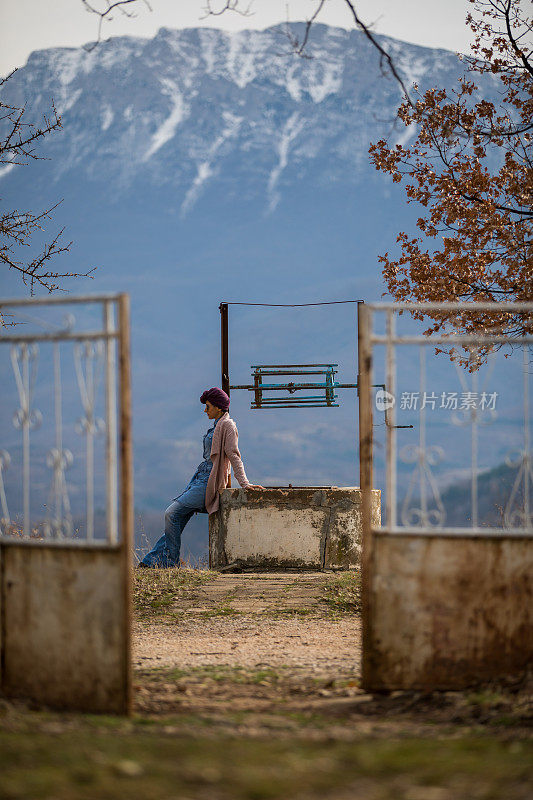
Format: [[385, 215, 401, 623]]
[[133, 566, 217, 619], [320, 570, 362, 613]]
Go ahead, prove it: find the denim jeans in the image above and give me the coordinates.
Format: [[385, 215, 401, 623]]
[[140, 475, 208, 568]]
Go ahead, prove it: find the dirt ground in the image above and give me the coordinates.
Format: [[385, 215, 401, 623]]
[[132, 569, 532, 739], [0, 568, 531, 800], [134, 572, 361, 671]]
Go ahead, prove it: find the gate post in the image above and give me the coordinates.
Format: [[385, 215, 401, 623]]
[[357, 302, 374, 690], [220, 302, 230, 397], [118, 293, 133, 714], [360, 300, 533, 691]]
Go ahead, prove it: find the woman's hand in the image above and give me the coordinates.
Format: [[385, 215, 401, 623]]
[[247, 485, 265, 490]]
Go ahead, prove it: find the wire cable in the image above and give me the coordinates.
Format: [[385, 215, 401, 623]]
[[220, 300, 364, 307]]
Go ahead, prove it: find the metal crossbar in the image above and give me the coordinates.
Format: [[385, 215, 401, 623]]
[[238, 364, 341, 409]]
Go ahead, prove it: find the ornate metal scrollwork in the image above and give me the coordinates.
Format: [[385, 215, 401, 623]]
[[10, 343, 42, 536], [74, 341, 106, 437], [450, 350, 498, 428], [400, 443, 446, 527], [74, 340, 106, 539], [11, 343, 42, 431], [44, 448, 74, 538], [1, 297, 121, 544], [503, 449, 532, 529], [0, 449, 11, 533], [43, 340, 74, 539]]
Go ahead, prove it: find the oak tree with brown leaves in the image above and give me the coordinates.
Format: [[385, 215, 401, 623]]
[[369, 0, 532, 344]]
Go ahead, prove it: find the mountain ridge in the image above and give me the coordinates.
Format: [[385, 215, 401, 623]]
[[1, 24, 463, 212]]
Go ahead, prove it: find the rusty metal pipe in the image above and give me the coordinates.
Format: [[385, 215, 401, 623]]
[[219, 303, 229, 397]]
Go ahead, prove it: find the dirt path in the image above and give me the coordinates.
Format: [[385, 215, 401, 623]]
[[133, 572, 362, 674], [132, 569, 531, 738], [133, 570, 370, 722]]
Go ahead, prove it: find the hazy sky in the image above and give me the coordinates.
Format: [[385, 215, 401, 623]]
[[1, 0, 475, 76]]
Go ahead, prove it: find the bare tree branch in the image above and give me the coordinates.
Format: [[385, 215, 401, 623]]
[[81, 0, 152, 50], [200, 1, 253, 19], [341, 0, 414, 104], [283, 0, 327, 59], [0, 73, 95, 320]]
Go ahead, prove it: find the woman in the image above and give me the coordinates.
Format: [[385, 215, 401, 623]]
[[139, 387, 262, 568]]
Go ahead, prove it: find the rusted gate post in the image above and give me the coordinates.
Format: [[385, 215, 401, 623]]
[[220, 302, 230, 397], [219, 302, 230, 487], [118, 293, 134, 714], [357, 302, 375, 689]]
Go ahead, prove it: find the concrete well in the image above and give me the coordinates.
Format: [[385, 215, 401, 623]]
[[209, 486, 381, 570]]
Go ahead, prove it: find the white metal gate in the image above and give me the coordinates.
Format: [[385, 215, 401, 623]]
[[0, 294, 133, 713], [358, 301, 533, 690]]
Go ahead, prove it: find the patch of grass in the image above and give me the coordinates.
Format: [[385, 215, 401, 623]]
[[82, 714, 132, 730], [204, 667, 281, 685], [265, 607, 317, 619], [198, 606, 242, 618], [139, 666, 191, 681], [466, 690, 507, 708], [489, 713, 524, 727], [0, 728, 530, 800], [276, 709, 337, 729], [139, 664, 283, 686], [131, 715, 158, 726], [247, 669, 280, 685], [321, 570, 362, 614], [133, 566, 217, 618]]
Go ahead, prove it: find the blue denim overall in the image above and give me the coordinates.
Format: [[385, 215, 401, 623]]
[[140, 419, 218, 568]]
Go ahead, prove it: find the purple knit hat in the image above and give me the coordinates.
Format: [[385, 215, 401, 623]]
[[200, 387, 230, 411]]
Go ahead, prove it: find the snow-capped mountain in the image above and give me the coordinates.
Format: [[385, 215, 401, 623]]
[[1, 25, 515, 556], [1, 25, 459, 208]]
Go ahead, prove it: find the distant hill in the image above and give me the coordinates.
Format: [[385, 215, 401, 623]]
[[440, 461, 523, 529]]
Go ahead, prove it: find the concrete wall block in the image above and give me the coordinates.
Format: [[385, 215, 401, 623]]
[[1, 544, 129, 713], [366, 534, 533, 690], [225, 507, 327, 567], [209, 487, 381, 570], [325, 506, 362, 569]]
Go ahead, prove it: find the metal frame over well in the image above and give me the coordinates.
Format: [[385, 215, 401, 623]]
[[219, 300, 410, 422], [219, 301, 363, 409]]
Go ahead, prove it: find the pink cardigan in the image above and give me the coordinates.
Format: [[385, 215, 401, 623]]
[[205, 413, 251, 514]]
